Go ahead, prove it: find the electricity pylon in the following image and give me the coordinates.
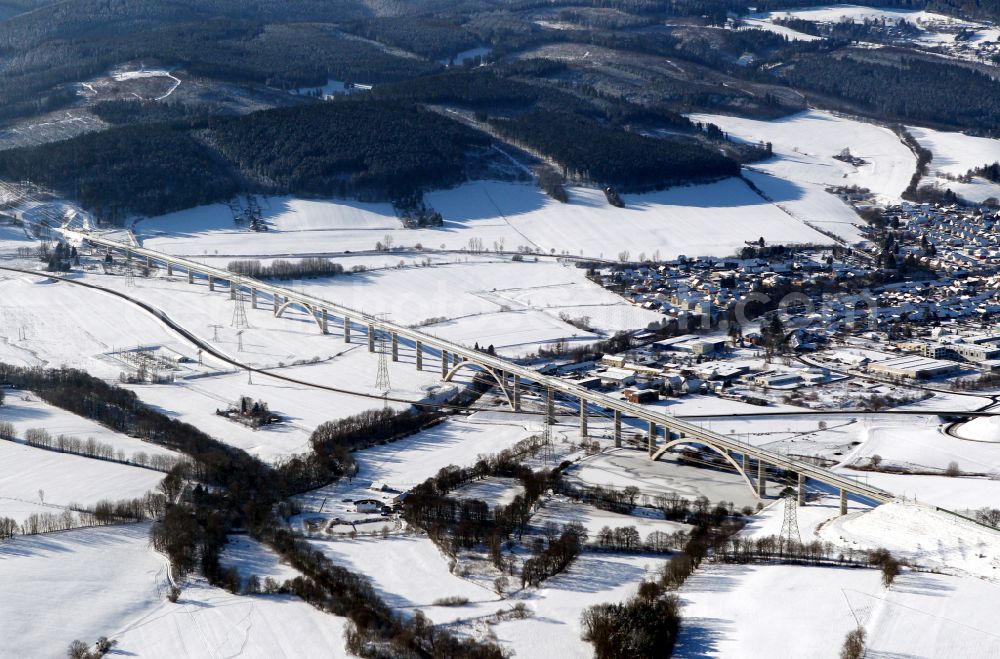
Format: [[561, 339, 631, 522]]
[[780, 493, 801, 548], [231, 289, 249, 329]]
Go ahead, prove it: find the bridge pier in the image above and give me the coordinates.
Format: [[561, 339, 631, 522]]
[[546, 387, 554, 426], [441, 350, 449, 377], [453, 353, 461, 368], [368, 325, 375, 352], [391, 332, 399, 361], [613, 410, 621, 448], [251, 288, 257, 309], [742, 453, 749, 477], [146, 256, 151, 269], [797, 474, 806, 506], [230, 285, 236, 300], [839, 489, 848, 516], [513, 375, 521, 411], [757, 460, 767, 498], [188, 270, 193, 284], [648, 421, 657, 456], [273, 294, 281, 316], [579, 397, 588, 438], [166, 263, 172, 277], [321, 309, 328, 334], [415, 341, 423, 370], [209, 276, 215, 292], [343, 317, 351, 343]]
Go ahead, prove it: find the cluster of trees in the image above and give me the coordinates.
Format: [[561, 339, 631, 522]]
[[593, 525, 689, 553], [227, 258, 345, 280], [0, 493, 165, 539], [341, 16, 480, 60], [489, 111, 739, 189], [780, 52, 1000, 134], [404, 435, 557, 557], [521, 526, 583, 587], [0, 124, 239, 222], [211, 100, 490, 200], [15, 426, 184, 471], [67, 636, 116, 659], [582, 592, 681, 659]]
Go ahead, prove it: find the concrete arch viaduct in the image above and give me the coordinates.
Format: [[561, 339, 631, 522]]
[[64, 229, 893, 513]]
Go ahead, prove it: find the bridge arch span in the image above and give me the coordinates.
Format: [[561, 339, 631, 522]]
[[652, 438, 758, 499], [443, 360, 515, 410], [274, 299, 325, 332]]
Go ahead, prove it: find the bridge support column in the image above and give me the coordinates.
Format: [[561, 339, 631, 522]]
[[797, 474, 806, 506], [188, 270, 193, 284], [579, 397, 588, 438], [742, 454, 749, 479], [839, 489, 848, 516], [321, 309, 328, 334], [648, 421, 657, 456], [166, 263, 172, 277], [546, 387, 554, 426], [343, 317, 351, 343], [251, 288, 257, 309], [453, 353, 461, 368], [513, 375, 521, 411], [391, 333, 398, 361], [230, 285, 236, 300], [441, 350, 449, 378], [613, 410, 621, 448], [145, 256, 151, 268], [415, 341, 423, 370], [273, 294, 281, 315], [209, 276, 215, 292], [757, 460, 766, 499], [367, 325, 375, 352]]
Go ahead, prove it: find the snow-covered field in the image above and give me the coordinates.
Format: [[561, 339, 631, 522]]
[[1, 390, 177, 460], [676, 563, 880, 658], [753, 5, 973, 27], [691, 110, 915, 203], [298, 414, 536, 509], [0, 272, 185, 378], [136, 179, 832, 260], [563, 448, 760, 509], [838, 470, 1000, 512], [0, 441, 163, 523], [909, 126, 1000, 176], [955, 415, 1000, 442], [313, 535, 500, 624], [920, 174, 1000, 203], [0, 524, 168, 658], [677, 561, 1000, 658], [820, 501, 1000, 579], [494, 551, 664, 658], [114, 581, 349, 658]]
